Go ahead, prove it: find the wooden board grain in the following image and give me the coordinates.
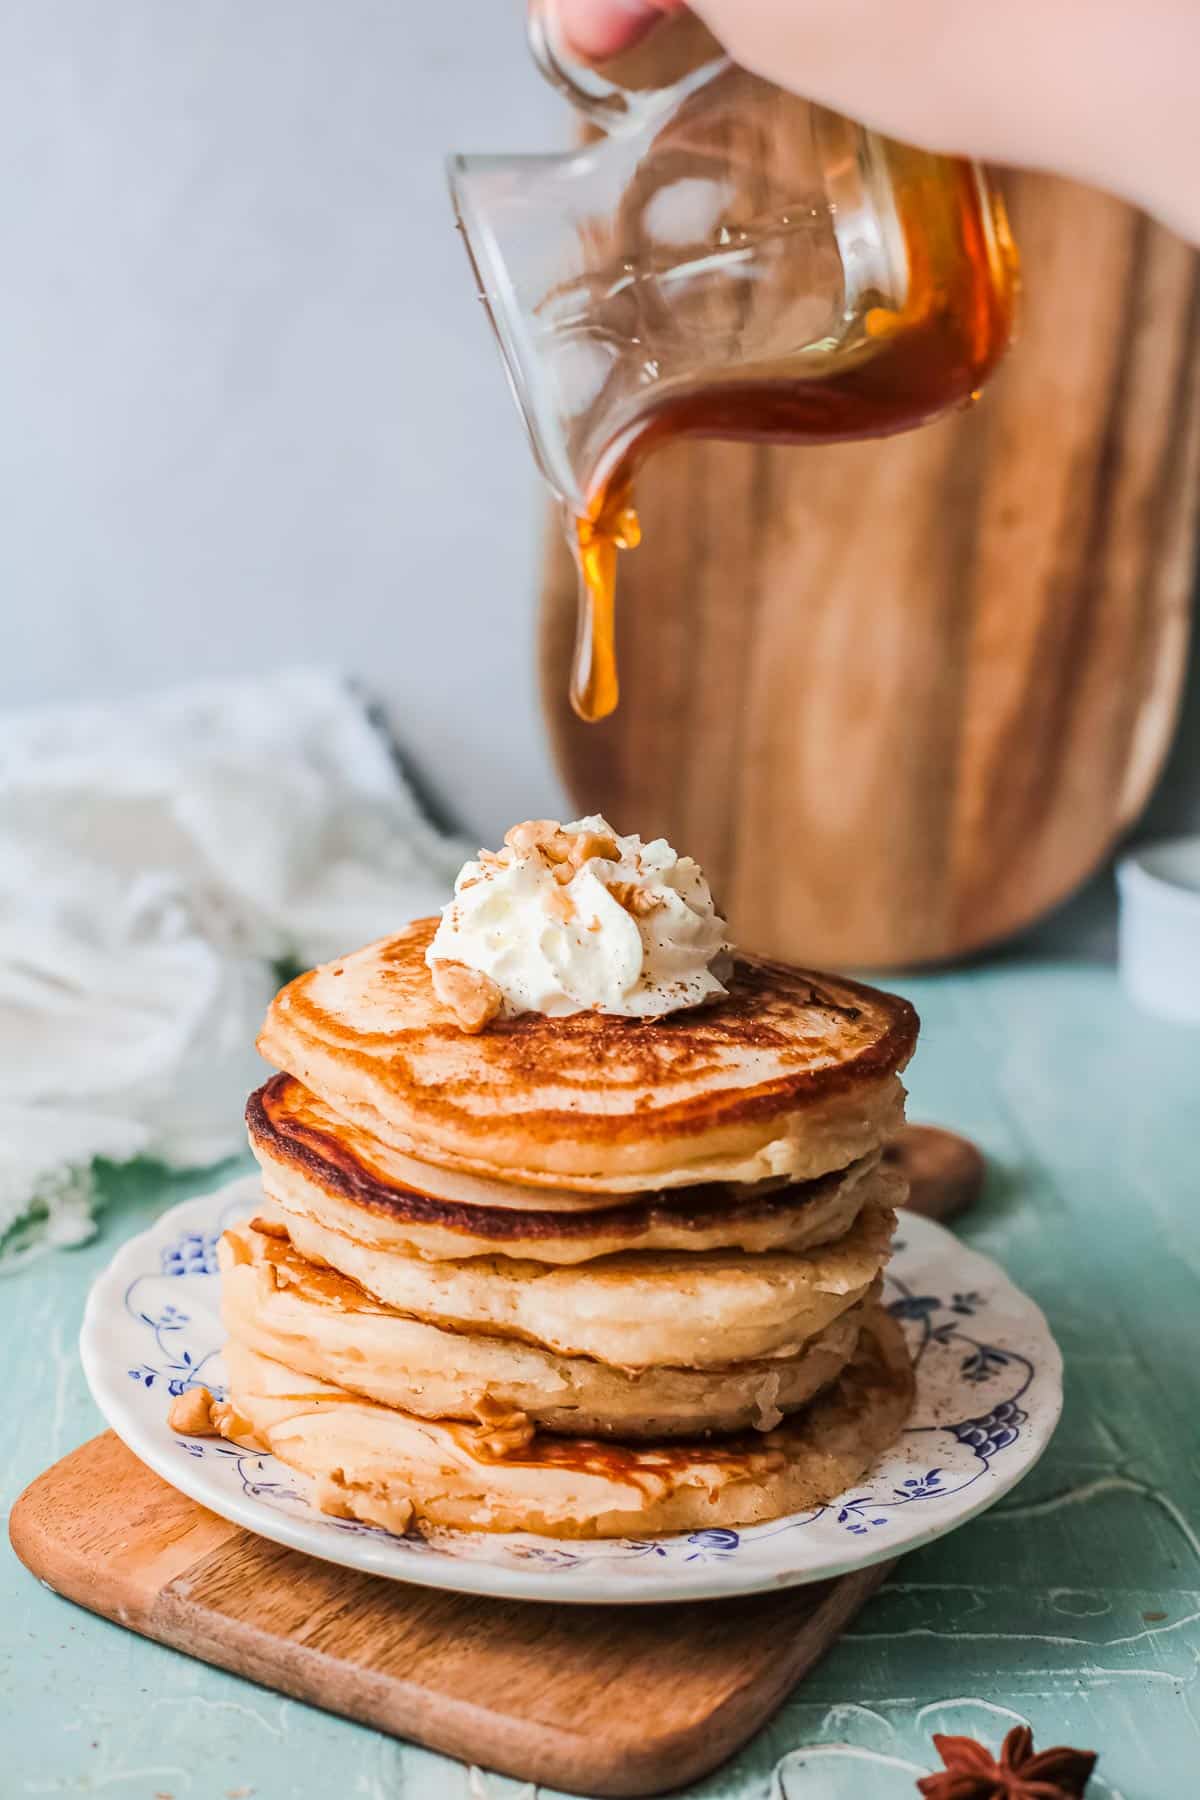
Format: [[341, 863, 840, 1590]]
[[540, 174, 1200, 967], [10, 1434, 892, 1799]]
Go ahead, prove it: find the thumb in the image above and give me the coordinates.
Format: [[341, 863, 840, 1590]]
[[553, 0, 685, 60]]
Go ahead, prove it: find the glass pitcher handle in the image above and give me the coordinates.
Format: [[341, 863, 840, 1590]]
[[526, 0, 727, 135]]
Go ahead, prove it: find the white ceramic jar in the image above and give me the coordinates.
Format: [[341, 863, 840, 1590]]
[[1117, 835, 1200, 1023]]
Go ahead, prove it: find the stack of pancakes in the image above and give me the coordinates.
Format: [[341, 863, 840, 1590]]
[[213, 917, 919, 1538]]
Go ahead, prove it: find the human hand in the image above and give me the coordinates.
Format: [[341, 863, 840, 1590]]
[[552, 0, 684, 59], [552, 0, 1199, 242]]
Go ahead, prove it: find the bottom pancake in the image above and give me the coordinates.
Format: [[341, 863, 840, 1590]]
[[217, 1309, 913, 1539], [219, 1221, 872, 1438]]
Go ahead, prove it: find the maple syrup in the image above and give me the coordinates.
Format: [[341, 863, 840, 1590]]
[[567, 155, 1018, 722]]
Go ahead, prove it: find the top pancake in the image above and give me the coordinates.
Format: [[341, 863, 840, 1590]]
[[258, 917, 918, 1192]]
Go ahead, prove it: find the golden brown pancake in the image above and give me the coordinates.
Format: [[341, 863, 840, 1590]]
[[248, 1073, 885, 1264], [219, 1310, 913, 1537], [219, 1222, 869, 1439], [257, 919, 918, 1191], [254, 1190, 897, 1369]]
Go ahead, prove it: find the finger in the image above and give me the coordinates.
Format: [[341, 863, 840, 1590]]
[[553, 0, 684, 60]]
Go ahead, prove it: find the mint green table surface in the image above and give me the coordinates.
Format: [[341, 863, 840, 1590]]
[[3, 958, 1197, 1800]]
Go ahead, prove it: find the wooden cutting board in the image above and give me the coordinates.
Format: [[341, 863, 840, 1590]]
[[540, 174, 1200, 967], [10, 1434, 891, 1798]]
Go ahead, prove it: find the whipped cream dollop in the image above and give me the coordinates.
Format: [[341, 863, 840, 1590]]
[[426, 816, 731, 1019]]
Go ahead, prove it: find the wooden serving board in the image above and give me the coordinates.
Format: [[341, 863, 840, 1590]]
[[11, 1434, 891, 1798], [540, 173, 1200, 968]]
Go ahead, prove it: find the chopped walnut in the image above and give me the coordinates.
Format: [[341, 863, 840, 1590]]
[[543, 884, 575, 922], [430, 958, 502, 1033], [542, 827, 619, 871], [470, 1394, 536, 1458], [608, 879, 664, 918], [504, 819, 562, 855], [567, 829, 618, 867], [168, 1386, 219, 1436], [210, 1400, 247, 1438], [315, 1474, 415, 1535], [503, 819, 618, 875]]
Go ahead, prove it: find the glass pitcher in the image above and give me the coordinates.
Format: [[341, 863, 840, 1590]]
[[449, 2, 1018, 719]]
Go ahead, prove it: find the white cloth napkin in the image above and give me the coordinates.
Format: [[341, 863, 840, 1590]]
[[0, 668, 469, 1267]]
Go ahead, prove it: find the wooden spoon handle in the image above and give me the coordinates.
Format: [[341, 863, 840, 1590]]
[[889, 1124, 986, 1224]]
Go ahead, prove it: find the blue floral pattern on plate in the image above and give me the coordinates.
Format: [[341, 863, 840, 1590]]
[[80, 1176, 1063, 1605]]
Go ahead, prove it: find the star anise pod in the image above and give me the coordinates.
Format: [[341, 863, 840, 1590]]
[[916, 1725, 1097, 1799]]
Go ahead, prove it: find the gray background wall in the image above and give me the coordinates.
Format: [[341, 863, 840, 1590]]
[[1, 1, 1195, 871], [0, 0, 565, 837]]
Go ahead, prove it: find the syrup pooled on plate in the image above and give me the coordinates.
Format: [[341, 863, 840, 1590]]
[[566, 154, 1018, 722]]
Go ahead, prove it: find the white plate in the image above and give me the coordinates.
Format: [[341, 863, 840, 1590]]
[[81, 1176, 1062, 1605]]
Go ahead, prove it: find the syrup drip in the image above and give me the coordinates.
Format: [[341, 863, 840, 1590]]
[[570, 480, 641, 722], [565, 158, 1018, 724]]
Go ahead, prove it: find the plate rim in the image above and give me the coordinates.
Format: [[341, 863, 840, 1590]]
[[80, 1178, 1063, 1605]]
